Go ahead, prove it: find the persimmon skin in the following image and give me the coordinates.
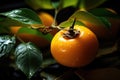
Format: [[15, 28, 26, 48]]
[[10, 12, 59, 48], [10, 26, 50, 48], [38, 12, 54, 26], [51, 25, 99, 67]]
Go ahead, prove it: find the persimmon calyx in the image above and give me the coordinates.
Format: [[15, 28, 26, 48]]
[[63, 18, 80, 39], [63, 29, 80, 39]]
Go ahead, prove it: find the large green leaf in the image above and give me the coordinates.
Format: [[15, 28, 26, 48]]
[[59, 19, 85, 28], [69, 10, 112, 40], [61, 0, 78, 9], [25, 0, 107, 10], [14, 42, 43, 79], [0, 8, 42, 26], [41, 58, 56, 68], [0, 35, 16, 57], [69, 10, 110, 29], [17, 27, 53, 42], [96, 16, 111, 29], [25, 0, 53, 10], [41, 72, 56, 80], [62, 0, 107, 10], [50, 0, 61, 9], [88, 8, 120, 18], [0, 17, 29, 27], [83, 0, 107, 10]]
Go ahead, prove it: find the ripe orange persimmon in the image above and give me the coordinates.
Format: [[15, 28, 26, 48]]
[[10, 26, 50, 48], [38, 12, 59, 35], [9, 12, 59, 48], [38, 12, 54, 26], [51, 24, 99, 67]]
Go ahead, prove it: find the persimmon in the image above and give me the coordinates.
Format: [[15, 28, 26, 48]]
[[10, 12, 59, 48], [38, 12, 54, 26], [10, 26, 50, 48], [51, 19, 99, 67]]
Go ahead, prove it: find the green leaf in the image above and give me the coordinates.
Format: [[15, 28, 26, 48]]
[[25, 0, 54, 10], [41, 72, 57, 80], [59, 19, 85, 28], [25, 0, 107, 10], [0, 8, 42, 25], [41, 51, 56, 68], [17, 27, 53, 42], [96, 17, 111, 29], [69, 10, 110, 29], [68, 10, 113, 39], [83, 0, 107, 10], [0, 35, 16, 57], [25, 0, 78, 10], [51, 0, 61, 9], [69, 10, 102, 25], [14, 42, 43, 78], [61, 0, 78, 9], [0, 17, 28, 27], [88, 8, 120, 18], [41, 58, 56, 68]]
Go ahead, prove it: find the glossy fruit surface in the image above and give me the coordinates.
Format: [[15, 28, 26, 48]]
[[10, 26, 50, 48], [51, 25, 99, 67], [38, 12, 54, 26]]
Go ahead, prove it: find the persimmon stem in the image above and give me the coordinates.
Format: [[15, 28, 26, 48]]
[[68, 18, 76, 35], [63, 18, 80, 39]]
